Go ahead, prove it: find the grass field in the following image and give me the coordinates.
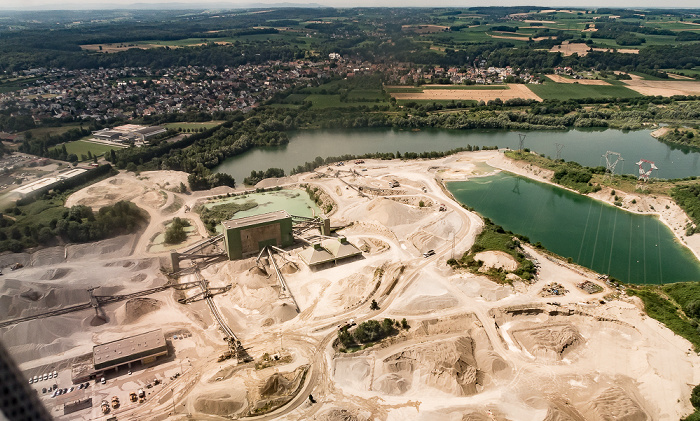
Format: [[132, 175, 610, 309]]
[[163, 121, 224, 131], [50, 140, 120, 160], [527, 82, 642, 100], [23, 124, 84, 139], [306, 94, 386, 109]]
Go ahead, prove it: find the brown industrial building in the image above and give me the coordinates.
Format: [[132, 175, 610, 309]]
[[93, 329, 168, 372]]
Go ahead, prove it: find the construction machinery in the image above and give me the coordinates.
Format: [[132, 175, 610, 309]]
[[129, 392, 137, 403], [101, 401, 110, 414], [137, 389, 146, 403], [111, 396, 120, 409]]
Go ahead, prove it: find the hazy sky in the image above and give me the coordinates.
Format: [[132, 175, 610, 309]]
[[9, 0, 700, 9]]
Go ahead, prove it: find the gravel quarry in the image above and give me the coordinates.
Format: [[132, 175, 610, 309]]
[[2, 151, 700, 420]]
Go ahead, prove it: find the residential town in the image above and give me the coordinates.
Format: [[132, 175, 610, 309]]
[[0, 57, 538, 124]]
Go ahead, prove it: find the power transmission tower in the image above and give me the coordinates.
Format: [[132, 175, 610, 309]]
[[518, 133, 526, 152], [555, 143, 564, 161], [602, 151, 623, 183]]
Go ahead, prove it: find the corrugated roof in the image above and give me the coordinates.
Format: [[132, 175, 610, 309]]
[[222, 210, 290, 230], [93, 329, 165, 366]]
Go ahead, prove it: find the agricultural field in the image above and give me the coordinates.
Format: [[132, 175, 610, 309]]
[[163, 121, 224, 131], [527, 81, 642, 100], [390, 84, 541, 102]]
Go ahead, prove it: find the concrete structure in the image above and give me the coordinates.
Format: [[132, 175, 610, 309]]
[[92, 124, 166, 145], [299, 237, 362, 267], [298, 244, 336, 266], [321, 237, 362, 260], [93, 329, 168, 371], [14, 168, 87, 197], [222, 211, 293, 260]]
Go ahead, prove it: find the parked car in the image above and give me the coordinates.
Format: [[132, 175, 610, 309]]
[[423, 249, 436, 257]]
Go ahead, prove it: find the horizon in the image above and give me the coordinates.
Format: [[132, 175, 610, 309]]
[[5, 2, 700, 11]]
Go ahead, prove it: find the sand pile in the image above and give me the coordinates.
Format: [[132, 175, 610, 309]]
[[260, 373, 294, 397], [116, 298, 163, 324], [280, 261, 298, 274], [30, 247, 66, 267], [269, 302, 298, 324], [40, 268, 71, 280], [474, 251, 518, 272], [588, 386, 649, 421], [377, 337, 480, 396], [511, 324, 583, 361], [393, 277, 458, 314], [358, 198, 427, 228], [315, 272, 373, 316], [2, 315, 82, 363], [0, 252, 31, 268], [193, 391, 246, 416], [452, 277, 512, 301], [0, 280, 90, 319]]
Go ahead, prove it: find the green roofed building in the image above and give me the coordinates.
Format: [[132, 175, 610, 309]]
[[222, 210, 293, 260]]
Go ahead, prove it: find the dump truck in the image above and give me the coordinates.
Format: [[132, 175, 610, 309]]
[[138, 389, 146, 403], [111, 396, 120, 409], [130, 392, 137, 402], [101, 401, 110, 414]]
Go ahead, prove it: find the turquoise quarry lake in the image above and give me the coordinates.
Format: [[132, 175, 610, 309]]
[[447, 172, 700, 284]]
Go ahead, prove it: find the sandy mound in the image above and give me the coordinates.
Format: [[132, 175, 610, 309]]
[[269, 302, 298, 324], [193, 391, 246, 416], [40, 268, 71, 280], [260, 373, 294, 397], [19, 289, 42, 301], [378, 337, 480, 396], [315, 271, 374, 316], [474, 251, 518, 272], [357, 198, 427, 228], [0, 252, 31, 268], [393, 278, 459, 314], [511, 324, 583, 361], [280, 261, 298, 274], [589, 386, 649, 421], [117, 298, 163, 324]]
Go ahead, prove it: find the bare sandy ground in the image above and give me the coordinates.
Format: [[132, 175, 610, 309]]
[[390, 84, 542, 102], [622, 79, 700, 96], [4, 151, 700, 420], [546, 74, 610, 85], [550, 42, 639, 56]]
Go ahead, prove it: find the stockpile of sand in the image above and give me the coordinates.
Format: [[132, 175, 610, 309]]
[[333, 357, 372, 391], [473, 251, 518, 272], [0, 279, 89, 319], [511, 323, 582, 361], [268, 302, 298, 324], [315, 272, 374, 315], [115, 298, 163, 324], [260, 373, 294, 397], [452, 276, 512, 301], [392, 275, 458, 314], [588, 386, 649, 420], [377, 337, 480, 396], [357, 198, 427, 228], [193, 389, 247, 417]]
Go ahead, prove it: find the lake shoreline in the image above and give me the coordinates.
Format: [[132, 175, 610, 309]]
[[476, 150, 700, 264]]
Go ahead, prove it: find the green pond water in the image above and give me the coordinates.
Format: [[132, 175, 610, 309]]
[[214, 128, 700, 184], [205, 189, 321, 232], [447, 172, 700, 284]]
